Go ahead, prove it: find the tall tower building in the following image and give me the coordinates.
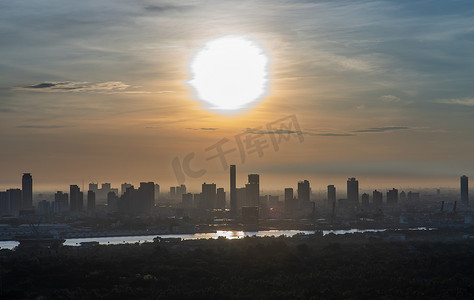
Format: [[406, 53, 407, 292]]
[[284, 187, 294, 216], [246, 174, 260, 207], [216, 188, 226, 209], [69, 185, 83, 212], [87, 190, 96, 211], [21, 173, 33, 210], [139, 182, 155, 213], [461, 175, 469, 205], [202, 183, 217, 209], [373, 190, 383, 206], [387, 188, 398, 205], [298, 180, 310, 204], [347, 177, 359, 206], [327, 185, 336, 206], [230, 165, 237, 214]]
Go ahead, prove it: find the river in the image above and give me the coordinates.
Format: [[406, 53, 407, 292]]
[[0, 228, 431, 250]]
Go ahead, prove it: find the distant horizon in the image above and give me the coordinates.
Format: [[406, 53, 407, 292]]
[[1, 172, 468, 195]]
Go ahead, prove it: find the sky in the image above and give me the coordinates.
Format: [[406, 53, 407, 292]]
[[1, 0, 474, 193]]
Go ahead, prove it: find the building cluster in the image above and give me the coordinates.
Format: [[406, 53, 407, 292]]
[[0, 171, 470, 223], [0, 173, 34, 216]]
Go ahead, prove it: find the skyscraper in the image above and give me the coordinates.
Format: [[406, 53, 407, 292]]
[[284, 187, 294, 216], [387, 188, 398, 205], [327, 185, 336, 206], [347, 177, 359, 206], [21, 173, 33, 210], [87, 190, 96, 211], [373, 190, 383, 206], [361, 193, 369, 206], [230, 165, 237, 214], [70, 185, 83, 212], [246, 174, 260, 207], [139, 182, 155, 213], [298, 180, 310, 205], [461, 175, 469, 205], [216, 188, 226, 209], [201, 183, 217, 209]]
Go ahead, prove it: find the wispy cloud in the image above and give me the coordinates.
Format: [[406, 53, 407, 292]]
[[144, 4, 194, 13], [438, 98, 474, 106], [352, 126, 410, 133], [14, 81, 165, 94], [185, 127, 219, 131], [380, 95, 401, 103], [16, 125, 68, 129], [246, 128, 354, 137]]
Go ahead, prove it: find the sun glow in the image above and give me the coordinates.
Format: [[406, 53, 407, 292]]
[[189, 36, 269, 111]]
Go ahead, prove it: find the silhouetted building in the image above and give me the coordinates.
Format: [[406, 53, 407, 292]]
[[284, 188, 295, 216], [139, 182, 155, 213], [236, 187, 246, 210], [347, 177, 359, 206], [216, 188, 226, 209], [361, 193, 369, 206], [327, 185, 336, 206], [154, 184, 160, 201], [121, 183, 132, 195], [298, 180, 310, 206], [170, 186, 176, 200], [373, 190, 383, 206], [230, 165, 237, 215], [201, 183, 217, 209], [182, 193, 193, 207], [0, 191, 8, 214], [21, 173, 33, 210], [193, 193, 202, 208], [69, 185, 83, 212], [38, 200, 50, 216], [461, 175, 468, 205], [87, 190, 96, 211], [107, 191, 120, 215], [7, 189, 21, 216], [387, 188, 398, 205], [54, 191, 69, 213], [246, 174, 260, 207]]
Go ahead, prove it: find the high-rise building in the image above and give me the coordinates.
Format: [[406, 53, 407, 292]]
[[87, 190, 96, 211], [327, 185, 336, 206], [154, 184, 160, 201], [7, 189, 21, 216], [21, 173, 33, 210], [230, 165, 237, 215], [182, 193, 193, 207], [284, 187, 294, 216], [246, 174, 260, 207], [0, 191, 8, 214], [387, 188, 398, 205], [202, 183, 217, 209], [373, 190, 383, 206], [54, 191, 69, 213], [121, 183, 132, 196], [70, 185, 83, 212], [361, 193, 369, 206], [461, 175, 469, 205], [298, 180, 310, 206], [216, 188, 226, 209], [139, 182, 155, 213], [347, 177, 359, 206], [170, 186, 176, 200]]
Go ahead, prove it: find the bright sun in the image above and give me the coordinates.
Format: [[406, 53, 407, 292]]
[[189, 36, 269, 111]]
